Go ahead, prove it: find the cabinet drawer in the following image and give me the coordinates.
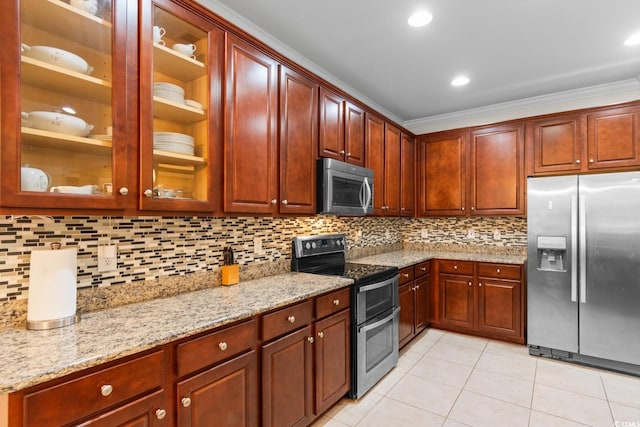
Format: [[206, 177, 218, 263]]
[[414, 261, 431, 277], [23, 350, 164, 426], [316, 287, 350, 319], [477, 263, 521, 280], [399, 267, 414, 284], [177, 318, 258, 377], [438, 260, 474, 275], [262, 299, 313, 341]]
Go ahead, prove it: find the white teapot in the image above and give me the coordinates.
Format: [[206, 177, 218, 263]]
[[21, 166, 50, 192], [69, 0, 99, 15]]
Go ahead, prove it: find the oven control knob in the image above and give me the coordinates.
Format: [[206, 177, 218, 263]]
[[311, 242, 317, 249], [305, 242, 311, 250]]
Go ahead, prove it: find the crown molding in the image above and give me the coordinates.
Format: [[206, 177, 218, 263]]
[[404, 79, 640, 135]]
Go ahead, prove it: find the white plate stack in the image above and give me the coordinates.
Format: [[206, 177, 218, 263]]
[[153, 82, 185, 103], [153, 131, 195, 155]]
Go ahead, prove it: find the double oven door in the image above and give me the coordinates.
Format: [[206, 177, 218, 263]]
[[351, 273, 399, 399]]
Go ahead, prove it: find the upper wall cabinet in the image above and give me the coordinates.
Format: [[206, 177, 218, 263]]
[[365, 114, 400, 216], [139, 0, 224, 212], [224, 34, 279, 214], [319, 87, 365, 166], [586, 105, 640, 170], [400, 132, 415, 217], [528, 113, 585, 175], [1, 0, 132, 209]]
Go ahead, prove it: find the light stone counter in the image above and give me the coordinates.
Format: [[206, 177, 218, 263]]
[[0, 272, 352, 394], [351, 250, 527, 269]]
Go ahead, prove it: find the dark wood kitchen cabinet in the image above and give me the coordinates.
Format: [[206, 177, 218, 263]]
[[279, 65, 319, 214], [319, 87, 365, 166], [366, 114, 401, 216], [528, 113, 586, 175], [400, 132, 415, 217], [586, 104, 640, 170], [224, 34, 279, 214], [417, 130, 467, 216], [437, 260, 525, 343], [399, 261, 431, 348]]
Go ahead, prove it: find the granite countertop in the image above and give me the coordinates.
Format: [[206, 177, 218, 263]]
[[0, 272, 352, 394], [351, 249, 527, 269]]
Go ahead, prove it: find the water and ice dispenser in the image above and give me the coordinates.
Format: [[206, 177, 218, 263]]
[[536, 236, 567, 271]]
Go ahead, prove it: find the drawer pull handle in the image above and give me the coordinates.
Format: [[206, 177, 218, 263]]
[[318, 331, 324, 338], [479, 282, 483, 287], [468, 281, 472, 287], [421, 267, 426, 271], [307, 336, 314, 343], [454, 265, 458, 270], [219, 342, 228, 351], [101, 384, 113, 397], [181, 397, 192, 408], [402, 273, 409, 278], [496, 268, 501, 274], [287, 315, 296, 323], [415, 285, 420, 289], [333, 299, 340, 306], [156, 409, 167, 420]]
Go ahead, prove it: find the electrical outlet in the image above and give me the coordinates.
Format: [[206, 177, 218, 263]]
[[355, 230, 362, 241], [385, 230, 390, 239], [493, 229, 502, 240], [254, 237, 262, 254], [420, 229, 429, 239], [97, 245, 117, 272], [466, 229, 476, 239]]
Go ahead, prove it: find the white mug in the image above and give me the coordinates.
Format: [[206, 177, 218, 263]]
[[172, 43, 197, 57], [153, 26, 166, 46]]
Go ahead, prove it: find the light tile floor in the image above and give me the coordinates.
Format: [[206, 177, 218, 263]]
[[313, 329, 640, 427]]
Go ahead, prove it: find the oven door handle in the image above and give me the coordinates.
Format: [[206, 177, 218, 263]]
[[357, 276, 397, 294], [358, 307, 400, 333]]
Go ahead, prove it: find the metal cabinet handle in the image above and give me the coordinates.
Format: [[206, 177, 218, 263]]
[[118, 187, 128, 196], [339, 150, 345, 154], [318, 331, 324, 338], [287, 315, 296, 323], [282, 199, 288, 205], [479, 282, 482, 287], [589, 159, 594, 163], [402, 273, 409, 278], [307, 336, 314, 343], [346, 152, 351, 156], [454, 265, 458, 270], [143, 189, 153, 197], [471, 206, 475, 211], [421, 267, 426, 271], [575, 159, 581, 164], [333, 299, 340, 306], [156, 409, 166, 420], [496, 268, 501, 274], [415, 285, 420, 289], [461, 207, 465, 211], [219, 342, 228, 351], [181, 397, 192, 408], [271, 199, 277, 204], [468, 282, 472, 287], [101, 384, 113, 396]]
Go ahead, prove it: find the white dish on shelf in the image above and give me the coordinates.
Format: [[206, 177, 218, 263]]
[[153, 82, 185, 95], [22, 111, 94, 137], [153, 142, 195, 156], [184, 99, 204, 110], [21, 44, 94, 75], [153, 131, 194, 143]]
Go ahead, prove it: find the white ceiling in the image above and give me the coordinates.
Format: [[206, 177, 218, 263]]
[[198, 0, 640, 133]]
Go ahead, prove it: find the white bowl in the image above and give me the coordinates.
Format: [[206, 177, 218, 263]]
[[21, 44, 93, 75], [22, 111, 94, 137], [185, 99, 204, 110]]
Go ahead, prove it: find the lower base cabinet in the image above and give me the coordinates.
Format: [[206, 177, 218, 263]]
[[76, 390, 167, 427], [398, 261, 431, 348]]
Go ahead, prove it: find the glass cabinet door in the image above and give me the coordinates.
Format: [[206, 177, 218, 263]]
[[0, 0, 131, 209], [139, 0, 223, 211]]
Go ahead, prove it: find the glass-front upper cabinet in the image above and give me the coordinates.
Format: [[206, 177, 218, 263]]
[[0, 0, 132, 209], [139, 0, 223, 212]]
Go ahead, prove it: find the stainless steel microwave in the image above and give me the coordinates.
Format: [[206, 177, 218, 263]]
[[317, 158, 374, 215]]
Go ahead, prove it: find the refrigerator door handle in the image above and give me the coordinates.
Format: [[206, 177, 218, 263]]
[[571, 195, 578, 302], [579, 195, 587, 303]]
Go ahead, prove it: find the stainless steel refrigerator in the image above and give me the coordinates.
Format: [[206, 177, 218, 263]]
[[527, 171, 640, 375]]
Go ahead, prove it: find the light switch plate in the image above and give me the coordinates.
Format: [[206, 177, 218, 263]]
[[421, 229, 429, 239], [254, 237, 262, 254], [98, 245, 117, 272]]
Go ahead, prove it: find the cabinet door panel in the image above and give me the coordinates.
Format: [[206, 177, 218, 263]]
[[587, 106, 640, 169], [365, 113, 385, 215], [177, 350, 258, 427], [224, 35, 278, 213], [414, 274, 430, 332], [470, 124, 524, 215], [279, 66, 318, 214], [531, 115, 585, 174], [76, 390, 166, 427], [345, 102, 365, 166], [398, 282, 415, 348], [384, 123, 401, 216], [440, 274, 474, 329], [314, 310, 350, 415], [418, 133, 466, 216], [477, 279, 521, 338], [400, 133, 415, 217], [319, 87, 345, 160], [262, 326, 313, 427]]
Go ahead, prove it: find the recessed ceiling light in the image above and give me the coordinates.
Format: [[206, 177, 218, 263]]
[[408, 11, 433, 28], [451, 76, 470, 87], [624, 32, 640, 46]]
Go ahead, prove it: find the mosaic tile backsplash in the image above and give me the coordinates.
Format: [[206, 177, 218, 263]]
[[0, 215, 526, 303]]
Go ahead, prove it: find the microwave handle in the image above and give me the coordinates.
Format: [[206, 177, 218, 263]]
[[361, 177, 372, 212]]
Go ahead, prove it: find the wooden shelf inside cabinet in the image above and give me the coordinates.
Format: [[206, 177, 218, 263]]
[[21, 57, 112, 104], [153, 44, 206, 81], [153, 96, 206, 124], [153, 150, 206, 167], [21, 0, 113, 53], [21, 127, 112, 154]]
